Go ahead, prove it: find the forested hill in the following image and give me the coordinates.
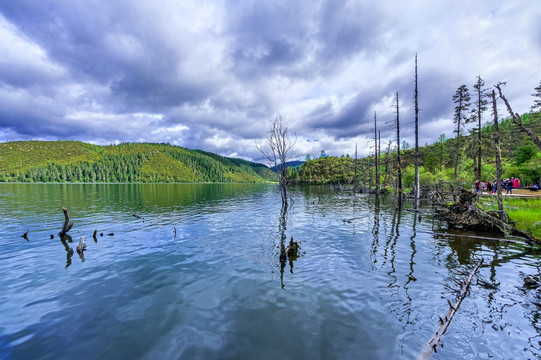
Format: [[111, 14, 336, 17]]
[[0, 141, 277, 183]]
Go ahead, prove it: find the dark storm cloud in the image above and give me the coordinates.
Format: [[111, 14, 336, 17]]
[[0, 0, 214, 111], [0, 0, 538, 160], [225, 0, 382, 80]]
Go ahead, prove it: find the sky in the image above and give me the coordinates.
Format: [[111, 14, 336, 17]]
[[0, 0, 540, 163]]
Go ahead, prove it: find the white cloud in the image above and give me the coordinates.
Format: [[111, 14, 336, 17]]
[[0, 0, 539, 161]]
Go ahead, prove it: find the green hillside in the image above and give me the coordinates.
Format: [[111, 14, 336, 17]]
[[293, 112, 541, 187], [0, 141, 277, 183]]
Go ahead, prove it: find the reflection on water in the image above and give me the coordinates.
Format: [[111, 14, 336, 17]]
[[0, 183, 541, 359]]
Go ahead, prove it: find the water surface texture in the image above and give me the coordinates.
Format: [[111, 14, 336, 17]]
[[1, 183, 540, 359]]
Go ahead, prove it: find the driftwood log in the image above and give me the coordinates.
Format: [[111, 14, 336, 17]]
[[59, 207, 74, 237], [417, 258, 483, 359], [436, 190, 538, 243]]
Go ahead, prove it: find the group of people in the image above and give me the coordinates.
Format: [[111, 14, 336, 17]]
[[474, 177, 521, 195]]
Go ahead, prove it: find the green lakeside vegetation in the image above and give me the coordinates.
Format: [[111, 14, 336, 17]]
[[288, 111, 541, 239], [290, 112, 541, 188], [479, 197, 541, 239], [0, 141, 277, 183]]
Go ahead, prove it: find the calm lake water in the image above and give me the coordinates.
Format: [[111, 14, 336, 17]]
[[1, 183, 540, 359]]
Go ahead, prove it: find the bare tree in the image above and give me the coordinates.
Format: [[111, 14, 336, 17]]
[[374, 112, 380, 195], [256, 114, 297, 207], [354, 142, 358, 190], [385, 140, 395, 198], [495, 82, 541, 152], [531, 80, 541, 112], [491, 90, 505, 222], [414, 54, 420, 209], [388, 91, 402, 202]]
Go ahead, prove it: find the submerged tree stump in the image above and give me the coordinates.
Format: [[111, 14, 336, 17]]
[[436, 190, 538, 243], [59, 207, 74, 237]]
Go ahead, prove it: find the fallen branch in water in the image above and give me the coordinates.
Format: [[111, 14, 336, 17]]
[[417, 257, 483, 360], [342, 217, 364, 223], [132, 212, 144, 221], [59, 207, 74, 237]]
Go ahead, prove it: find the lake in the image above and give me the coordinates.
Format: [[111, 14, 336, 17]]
[[0, 183, 540, 359]]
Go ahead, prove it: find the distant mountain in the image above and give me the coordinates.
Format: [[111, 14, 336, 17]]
[[0, 141, 277, 183], [270, 160, 305, 172]]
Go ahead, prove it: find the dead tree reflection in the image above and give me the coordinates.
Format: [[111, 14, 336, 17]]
[[383, 207, 401, 295], [278, 204, 300, 289], [370, 198, 380, 268], [60, 234, 74, 270], [400, 213, 417, 331]]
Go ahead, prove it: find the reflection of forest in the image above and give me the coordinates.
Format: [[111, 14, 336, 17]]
[[0, 183, 270, 218]]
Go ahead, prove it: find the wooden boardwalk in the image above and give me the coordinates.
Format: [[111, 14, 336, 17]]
[[480, 189, 541, 198]]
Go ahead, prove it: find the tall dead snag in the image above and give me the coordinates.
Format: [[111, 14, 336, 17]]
[[414, 54, 420, 209], [353, 142, 359, 190], [378, 130, 381, 194], [491, 90, 505, 222], [417, 258, 483, 360], [59, 207, 74, 237], [396, 94, 402, 202], [374, 112, 380, 195], [495, 82, 541, 152], [256, 114, 297, 207], [390, 92, 403, 202], [384, 140, 394, 196]]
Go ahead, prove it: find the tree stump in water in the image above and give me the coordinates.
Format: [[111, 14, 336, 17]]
[[59, 207, 74, 237], [436, 190, 538, 243]]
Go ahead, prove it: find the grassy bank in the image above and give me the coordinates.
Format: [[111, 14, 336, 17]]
[[479, 196, 541, 239]]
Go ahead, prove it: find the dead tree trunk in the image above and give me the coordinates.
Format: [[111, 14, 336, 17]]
[[414, 54, 420, 209], [354, 142, 358, 190], [374, 112, 380, 195], [378, 130, 381, 194], [436, 190, 538, 242], [495, 83, 541, 151], [417, 258, 483, 360], [491, 90, 505, 222], [59, 207, 74, 237], [385, 140, 394, 196], [395, 92, 403, 202]]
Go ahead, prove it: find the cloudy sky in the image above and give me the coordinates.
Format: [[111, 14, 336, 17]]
[[0, 1, 539, 162]]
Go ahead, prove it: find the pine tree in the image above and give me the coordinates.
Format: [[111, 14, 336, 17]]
[[452, 84, 472, 179], [472, 75, 488, 180], [532, 80, 541, 115]]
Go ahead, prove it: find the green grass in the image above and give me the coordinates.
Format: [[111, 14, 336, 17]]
[[479, 197, 541, 239]]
